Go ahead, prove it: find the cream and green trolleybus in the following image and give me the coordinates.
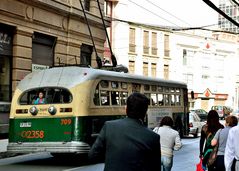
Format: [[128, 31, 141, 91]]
[[7, 66, 189, 155]]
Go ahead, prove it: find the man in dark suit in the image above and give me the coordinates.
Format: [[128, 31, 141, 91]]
[[88, 92, 161, 171]]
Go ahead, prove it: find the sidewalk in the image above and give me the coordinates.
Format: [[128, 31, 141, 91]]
[[0, 139, 8, 153]]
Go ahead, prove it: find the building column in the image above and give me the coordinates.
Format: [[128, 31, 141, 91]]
[[12, 27, 33, 92]]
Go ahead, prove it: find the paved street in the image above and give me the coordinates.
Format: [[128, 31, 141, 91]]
[[0, 137, 200, 171], [173, 137, 200, 171]]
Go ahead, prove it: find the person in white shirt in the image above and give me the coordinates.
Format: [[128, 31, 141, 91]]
[[153, 116, 182, 171], [225, 125, 239, 171]]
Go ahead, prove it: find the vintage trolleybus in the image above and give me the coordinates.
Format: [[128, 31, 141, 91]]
[[7, 66, 189, 154]]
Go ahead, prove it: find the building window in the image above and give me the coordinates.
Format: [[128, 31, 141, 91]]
[[183, 73, 193, 90], [164, 64, 169, 80], [143, 62, 148, 76], [80, 44, 93, 66], [183, 49, 194, 66], [84, 0, 90, 11], [129, 60, 135, 74], [143, 30, 149, 54], [164, 34, 170, 57], [151, 63, 157, 77], [151, 32, 157, 55], [183, 49, 187, 65], [129, 28, 136, 53], [32, 32, 56, 69], [104, 1, 112, 16]]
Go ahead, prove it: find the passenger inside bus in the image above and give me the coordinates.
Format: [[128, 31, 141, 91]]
[[33, 91, 46, 105]]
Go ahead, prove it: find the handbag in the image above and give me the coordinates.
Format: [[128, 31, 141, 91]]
[[196, 158, 204, 171], [207, 129, 221, 166], [207, 143, 218, 166]]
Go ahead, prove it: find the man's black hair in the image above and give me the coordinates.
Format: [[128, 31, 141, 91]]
[[126, 92, 150, 120]]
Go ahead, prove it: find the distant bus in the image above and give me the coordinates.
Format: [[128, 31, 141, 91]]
[[7, 66, 189, 155]]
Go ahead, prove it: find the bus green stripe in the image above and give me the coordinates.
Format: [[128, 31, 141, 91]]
[[9, 117, 74, 142]]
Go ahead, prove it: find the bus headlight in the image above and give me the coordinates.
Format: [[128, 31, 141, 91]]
[[48, 106, 57, 115], [29, 106, 38, 115]]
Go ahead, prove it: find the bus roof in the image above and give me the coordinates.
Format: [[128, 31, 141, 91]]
[[17, 67, 187, 91]]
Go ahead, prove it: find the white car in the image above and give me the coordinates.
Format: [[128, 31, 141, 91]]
[[189, 112, 205, 138]]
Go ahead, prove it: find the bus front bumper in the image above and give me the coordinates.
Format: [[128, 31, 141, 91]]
[[7, 141, 90, 154]]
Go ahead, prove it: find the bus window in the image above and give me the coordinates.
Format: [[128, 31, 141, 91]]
[[157, 94, 164, 106], [151, 93, 157, 106], [100, 90, 109, 105], [176, 94, 181, 106], [165, 87, 169, 93], [120, 92, 128, 105], [151, 85, 157, 91], [111, 91, 120, 105], [170, 88, 175, 93], [171, 94, 175, 106], [121, 82, 128, 89], [111, 82, 119, 89], [164, 94, 170, 106], [132, 83, 141, 92], [19, 88, 72, 105], [144, 85, 150, 91], [144, 93, 150, 99], [100, 80, 109, 88], [158, 86, 163, 92], [94, 85, 100, 106]]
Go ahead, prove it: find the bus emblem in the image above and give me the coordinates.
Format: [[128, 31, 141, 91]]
[[20, 122, 32, 128]]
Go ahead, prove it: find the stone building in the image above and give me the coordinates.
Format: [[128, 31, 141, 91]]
[[0, 0, 107, 103]]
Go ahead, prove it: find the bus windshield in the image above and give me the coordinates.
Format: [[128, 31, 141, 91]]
[[19, 88, 72, 105]]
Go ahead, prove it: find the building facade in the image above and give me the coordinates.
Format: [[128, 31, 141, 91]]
[[218, 0, 239, 33], [172, 30, 239, 111], [107, 0, 239, 111], [0, 0, 107, 104]]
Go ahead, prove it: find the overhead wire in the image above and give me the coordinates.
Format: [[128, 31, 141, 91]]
[[230, 0, 239, 6], [143, 0, 191, 26], [115, 0, 227, 33], [128, 0, 180, 27]]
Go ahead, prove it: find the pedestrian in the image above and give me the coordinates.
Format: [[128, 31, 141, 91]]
[[88, 92, 161, 171], [33, 91, 46, 104], [225, 122, 239, 171], [153, 116, 182, 171], [211, 115, 238, 171], [199, 110, 224, 171]]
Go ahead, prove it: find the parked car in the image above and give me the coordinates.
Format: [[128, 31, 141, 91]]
[[211, 105, 232, 119], [189, 112, 205, 138], [191, 109, 208, 121]]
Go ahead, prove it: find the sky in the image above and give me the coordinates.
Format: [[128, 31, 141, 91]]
[[126, 0, 220, 28]]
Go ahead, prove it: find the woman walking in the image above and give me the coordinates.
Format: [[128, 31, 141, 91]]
[[211, 115, 238, 171], [153, 116, 182, 171], [199, 110, 224, 171]]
